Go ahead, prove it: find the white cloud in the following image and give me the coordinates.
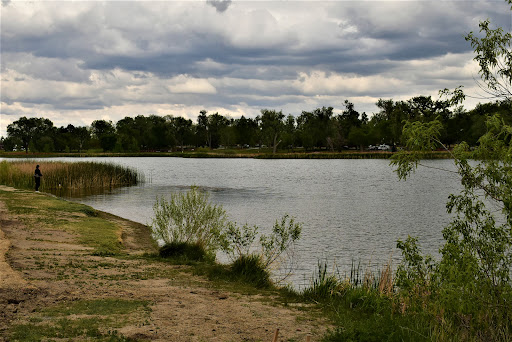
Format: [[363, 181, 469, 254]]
[[167, 75, 217, 94], [293, 71, 406, 96]]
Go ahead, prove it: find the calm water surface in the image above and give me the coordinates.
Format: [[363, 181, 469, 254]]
[[7, 157, 461, 287]]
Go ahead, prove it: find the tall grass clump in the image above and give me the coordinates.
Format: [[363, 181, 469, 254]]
[[0, 160, 142, 194], [302, 261, 432, 342], [302, 261, 394, 303], [302, 262, 346, 301], [230, 254, 272, 288], [158, 241, 213, 263]]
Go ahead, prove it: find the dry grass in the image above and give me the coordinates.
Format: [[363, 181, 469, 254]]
[[0, 160, 143, 193]]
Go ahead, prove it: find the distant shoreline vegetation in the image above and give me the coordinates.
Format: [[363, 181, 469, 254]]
[[0, 149, 453, 160], [1, 100, 510, 156]]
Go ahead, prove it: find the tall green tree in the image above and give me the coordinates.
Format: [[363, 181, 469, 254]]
[[168, 116, 193, 152], [116, 117, 140, 152], [297, 107, 335, 150], [334, 100, 362, 149], [74, 126, 90, 153], [220, 118, 236, 148], [259, 109, 285, 153], [147, 115, 171, 150], [7, 116, 54, 153], [282, 114, 297, 151], [196, 110, 209, 147], [91, 119, 116, 152], [207, 113, 230, 149], [233, 116, 259, 147]]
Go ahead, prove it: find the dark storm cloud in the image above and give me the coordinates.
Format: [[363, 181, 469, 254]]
[[334, 1, 510, 62], [1, 0, 493, 83], [206, 0, 232, 13], [1, 30, 85, 59], [2, 53, 91, 83]]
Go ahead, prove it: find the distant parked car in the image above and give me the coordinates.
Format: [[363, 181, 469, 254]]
[[378, 144, 390, 151], [368, 145, 378, 150]]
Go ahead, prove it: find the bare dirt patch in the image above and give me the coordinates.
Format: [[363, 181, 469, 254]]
[[0, 192, 330, 341]]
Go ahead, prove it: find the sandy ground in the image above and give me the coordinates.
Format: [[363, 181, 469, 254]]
[[0, 186, 330, 341]]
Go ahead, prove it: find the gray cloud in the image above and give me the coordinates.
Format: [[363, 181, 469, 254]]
[[1, 0, 510, 137], [207, 0, 232, 13]]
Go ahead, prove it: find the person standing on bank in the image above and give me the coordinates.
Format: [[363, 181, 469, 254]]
[[34, 165, 42, 192]]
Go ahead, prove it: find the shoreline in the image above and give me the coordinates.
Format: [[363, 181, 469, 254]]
[[0, 150, 452, 160], [0, 186, 329, 341]]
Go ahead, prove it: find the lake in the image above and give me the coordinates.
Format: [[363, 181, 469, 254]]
[[4, 157, 461, 288]]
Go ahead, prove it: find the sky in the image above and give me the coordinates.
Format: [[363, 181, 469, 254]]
[[1, 0, 511, 138]]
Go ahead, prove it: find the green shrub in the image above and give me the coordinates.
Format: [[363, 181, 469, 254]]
[[323, 314, 432, 342], [222, 215, 302, 284], [159, 241, 213, 262], [301, 262, 432, 342], [392, 114, 512, 340], [151, 187, 228, 256], [151, 187, 302, 285], [260, 215, 302, 269]]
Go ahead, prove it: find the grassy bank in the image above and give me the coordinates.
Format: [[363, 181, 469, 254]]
[[2, 186, 509, 341], [0, 187, 133, 256], [0, 185, 432, 341], [0, 188, 327, 341]]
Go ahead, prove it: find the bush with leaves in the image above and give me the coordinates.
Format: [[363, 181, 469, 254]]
[[391, 114, 512, 339], [391, 1, 512, 336], [151, 186, 228, 257], [151, 187, 302, 286], [222, 215, 302, 283]]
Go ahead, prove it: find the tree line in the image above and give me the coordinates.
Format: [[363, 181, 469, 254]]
[[1, 97, 511, 154]]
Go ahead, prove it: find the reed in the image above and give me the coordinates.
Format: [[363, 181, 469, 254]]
[[302, 262, 347, 301], [303, 260, 394, 302], [230, 254, 272, 288], [0, 160, 143, 194]]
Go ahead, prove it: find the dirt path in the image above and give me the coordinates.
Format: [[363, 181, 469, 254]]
[[0, 187, 329, 341]]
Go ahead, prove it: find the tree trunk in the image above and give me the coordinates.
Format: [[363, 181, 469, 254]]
[[273, 134, 281, 154]]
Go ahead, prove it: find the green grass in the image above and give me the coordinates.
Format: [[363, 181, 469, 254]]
[[42, 298, 151, 316], [0, 188, 123, 255], [71, 216, 123, 254], [296, 262, 436, 342], [229, 254, 272, 288], [10, 299, 150, 342], [159, 241, 214, 262]]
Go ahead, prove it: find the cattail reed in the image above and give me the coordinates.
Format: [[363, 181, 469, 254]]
[[0, 160, 143, 194]]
